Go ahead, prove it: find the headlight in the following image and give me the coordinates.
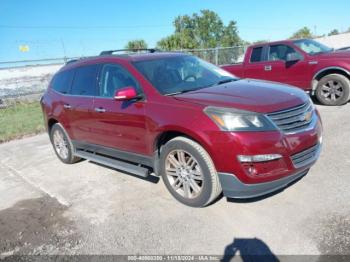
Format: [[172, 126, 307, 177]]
[[204, 106, 277, 131]]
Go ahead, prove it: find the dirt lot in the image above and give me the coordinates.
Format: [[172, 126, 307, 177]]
[[0, 103, 349, 259]]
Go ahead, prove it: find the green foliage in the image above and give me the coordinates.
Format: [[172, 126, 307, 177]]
[[328, 29, 340, 36], [125, 39, 148, 50], [157, 10, 242, 50], [289, 27, 314, 39], [0, 102, 45, 143]]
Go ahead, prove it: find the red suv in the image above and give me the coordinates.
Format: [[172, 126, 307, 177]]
[[41, 50, 322, 207]]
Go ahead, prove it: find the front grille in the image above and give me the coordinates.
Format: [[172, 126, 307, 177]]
[[267, 101, 314, 133], [291, 144, 320, 168]]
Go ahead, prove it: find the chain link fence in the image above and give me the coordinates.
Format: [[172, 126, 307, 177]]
[[0, 46, 248, 142], [0, 46, 247, 105], [0, 63, 64, 108], [0, 62, 65, 141], [182, 46, 247, 65]]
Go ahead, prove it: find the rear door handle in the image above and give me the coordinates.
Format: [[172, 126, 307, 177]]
[[264, 65, 272, 71], [94, 107, 106, 113], [63, 104, 71, 109]]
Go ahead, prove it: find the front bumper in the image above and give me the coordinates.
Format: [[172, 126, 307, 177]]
[[218, 142, 321, 199], [218, 169, 308, 199], [203, 110, 322, 184]]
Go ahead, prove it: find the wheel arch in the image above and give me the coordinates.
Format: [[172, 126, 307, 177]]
[[47, 117, 59, 133], [312, 67, 350, 93], [152, 128, 213, 175]]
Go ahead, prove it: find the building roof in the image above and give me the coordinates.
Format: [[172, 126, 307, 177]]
[[315, 32, 350, 49]]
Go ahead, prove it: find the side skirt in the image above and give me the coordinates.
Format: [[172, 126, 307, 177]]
[[72, 140, 155, 177]]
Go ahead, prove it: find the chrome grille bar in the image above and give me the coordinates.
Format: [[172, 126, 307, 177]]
[[267, 101, 314, 133], [291, 144, 320, 168]]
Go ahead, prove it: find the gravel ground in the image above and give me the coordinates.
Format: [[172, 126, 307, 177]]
[[0, 103, 349, 260]]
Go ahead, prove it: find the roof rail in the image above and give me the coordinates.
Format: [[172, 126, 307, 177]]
[[99, 48, 158, 56]]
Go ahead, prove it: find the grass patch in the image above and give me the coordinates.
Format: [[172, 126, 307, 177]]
[[0, 102, 45, 143]]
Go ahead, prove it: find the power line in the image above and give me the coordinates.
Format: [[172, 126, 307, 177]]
[[0, 24, 334, 35], [0, 24, 172, 29]]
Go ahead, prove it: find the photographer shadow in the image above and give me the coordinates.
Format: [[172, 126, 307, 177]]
[[221, 238, 279, 262]]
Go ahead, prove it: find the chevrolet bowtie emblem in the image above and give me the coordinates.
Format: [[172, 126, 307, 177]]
[[303, 111, 312, 122]]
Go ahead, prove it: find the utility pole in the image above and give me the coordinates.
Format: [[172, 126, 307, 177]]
[[60, 38, 67, 62], [314, 25, 317, 37]]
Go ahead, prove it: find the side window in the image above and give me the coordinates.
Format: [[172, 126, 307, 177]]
[[99, 64, 140, 97], [250, 47, 263, 62], [70, 64, 99, 96], [268, 44, 300, 61], [51, 70, 74, 94]]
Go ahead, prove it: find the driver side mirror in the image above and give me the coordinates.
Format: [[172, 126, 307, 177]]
[[286, 52, 302, 62], [114, 86, 139, 101]]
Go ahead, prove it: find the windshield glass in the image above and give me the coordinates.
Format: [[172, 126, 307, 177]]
[[293, 39, 333, 55], [132, 55, 237, 95]]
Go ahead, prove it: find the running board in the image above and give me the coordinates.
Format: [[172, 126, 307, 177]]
[[75, 150, 150, 177]]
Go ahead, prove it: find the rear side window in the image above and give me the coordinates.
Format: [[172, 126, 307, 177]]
[[51, 70, 74, 94], [250, 47, 263, 62], [70, 64, 99, 96]]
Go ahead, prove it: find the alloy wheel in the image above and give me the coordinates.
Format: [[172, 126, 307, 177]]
[[165, 149, 203, 199], [321, 80, 344, 102], [53, 129, 69, 159]]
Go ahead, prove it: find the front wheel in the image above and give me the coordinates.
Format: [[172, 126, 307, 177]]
[[315, 74, 350, 106], [159, 137, 222, 207]]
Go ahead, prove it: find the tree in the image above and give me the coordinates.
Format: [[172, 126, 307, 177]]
[[328, 29, 339, 36], [289, 27, 314, 39], [157, 10, 242, 50], [125, 39, 148, 50], [252, 40, 269, 45]]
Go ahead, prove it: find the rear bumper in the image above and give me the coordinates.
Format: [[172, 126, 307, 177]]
[[218, 169, 309, 199]]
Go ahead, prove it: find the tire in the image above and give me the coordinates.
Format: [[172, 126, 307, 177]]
[[159, 136, 222, 207], [50, 123, 80, 164], [315, 74, 350, 106]]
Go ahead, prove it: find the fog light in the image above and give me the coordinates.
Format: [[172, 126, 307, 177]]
[[246, 165, 257, 176], [237, 154, 282, 163]]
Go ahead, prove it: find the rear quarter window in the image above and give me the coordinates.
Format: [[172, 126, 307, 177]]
[[50, 70, 74, 94], [70, 64, 99, 96]]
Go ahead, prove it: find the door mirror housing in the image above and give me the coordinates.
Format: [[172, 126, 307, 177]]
[[286, 52, 302, 62], [114, 86, 138, 101]]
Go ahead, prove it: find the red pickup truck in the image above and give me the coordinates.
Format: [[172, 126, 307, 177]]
[[222, 39, 350, 106]]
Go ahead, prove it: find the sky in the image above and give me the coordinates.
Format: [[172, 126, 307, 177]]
[[1, 0, 349, 62]]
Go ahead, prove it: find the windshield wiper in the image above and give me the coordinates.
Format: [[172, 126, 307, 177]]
[[310, 49, 333, 55], [164, 89, 196, 96], [164, 78, 238, 96], [215, 78, 238, 85]]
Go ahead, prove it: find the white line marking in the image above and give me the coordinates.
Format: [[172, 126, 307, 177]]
[[0, 161, 70, 207]]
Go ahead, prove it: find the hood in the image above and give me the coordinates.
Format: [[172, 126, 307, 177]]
[[313, 50, 350, 60], [173, 79, 308, 113]]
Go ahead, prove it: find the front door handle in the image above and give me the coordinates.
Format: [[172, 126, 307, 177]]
[[63, 104, 71, 109], [94, 107, 106, 113], [264, 65, 272, 71]]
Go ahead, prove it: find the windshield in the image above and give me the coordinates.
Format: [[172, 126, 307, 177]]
[[132, 55, 237, 95], [293, 39, 333, 55]]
